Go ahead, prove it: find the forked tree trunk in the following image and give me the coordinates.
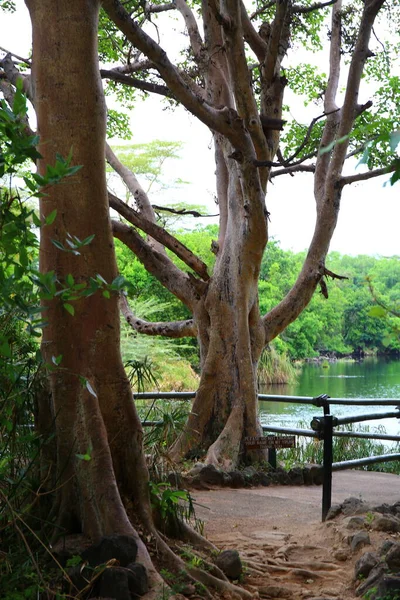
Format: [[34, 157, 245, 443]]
[[170, 155, 269, 469], [26, 0, 155, 568]]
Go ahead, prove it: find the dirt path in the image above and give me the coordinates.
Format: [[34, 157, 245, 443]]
[[191, 471, 400, 599]]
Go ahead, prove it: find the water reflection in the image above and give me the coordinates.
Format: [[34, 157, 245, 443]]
[[259, 358, 400, 435]]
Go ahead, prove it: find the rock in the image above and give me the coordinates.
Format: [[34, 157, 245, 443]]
[[379, 540, 396, 557], [354, 552, 379, 580], [356, 564, 386, 597], [376, 575, 400, 599], [371, 514, 400, 533], [288, 467, 304, 485], [126, 563, 149, 596], [215, 549, 242, 580], [343, 516, 366, 530], [189, 462, 206, 476], [333, 549, 349, 561], [52, 534, 92, 565], [228, 470, 245, 488], [258, 584, 292, 597], [385, 542, 400, 571], [303, 464, 319, 485], [274, 468, 291, 485], [242, 466, 257, 483], [98, 567, 131, 600], [326, 504, 342, 520], [82, 535, 138, 568], [342, 497, 369, 516], [259, 472, 271, 486], [349, 531, 371, 553], [198, 464, 225, 486], [373, 503, 392, 514], [167, 471, 184, 489]]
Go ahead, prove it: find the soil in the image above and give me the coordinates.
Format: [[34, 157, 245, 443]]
[[191, 470, 400, 599]]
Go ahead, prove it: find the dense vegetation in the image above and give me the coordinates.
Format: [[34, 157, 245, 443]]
[[116, 225, 400, 375]]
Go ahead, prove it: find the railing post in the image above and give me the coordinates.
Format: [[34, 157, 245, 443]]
[[322, 415, 333, 522], [268, 448, 277, 470]]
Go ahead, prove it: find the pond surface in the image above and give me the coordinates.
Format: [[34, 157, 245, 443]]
[[259, 358, 400, 436]]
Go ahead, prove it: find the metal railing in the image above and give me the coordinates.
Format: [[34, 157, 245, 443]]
[[136, 391, 400, 521]]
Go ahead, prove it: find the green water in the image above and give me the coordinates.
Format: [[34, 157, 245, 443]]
[[259, 357, 400, 436]]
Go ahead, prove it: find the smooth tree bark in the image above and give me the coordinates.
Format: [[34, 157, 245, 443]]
[[101, 0, 391, 469]]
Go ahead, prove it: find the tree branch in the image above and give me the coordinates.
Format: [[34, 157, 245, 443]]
[[0, 53, 32, 101], [270, 163, 316, 177], [109, 193, 210, 281], [112, 220, 203, 309], [102, 0, 245, 147], [152, 205, 219, 218], [339, 164, 398, 187], [120, 295, 197, 338], [174, 0, 204, 61], [100, 69, 171, 97], [292, 0, 338, 14], [262, 0, 289, 85], [240, 0, 268, 63], [327, 0, 385, 180], [144, 2, 175, 14]]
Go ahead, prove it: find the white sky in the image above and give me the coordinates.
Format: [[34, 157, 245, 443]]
[[2, 4, 399, 257]]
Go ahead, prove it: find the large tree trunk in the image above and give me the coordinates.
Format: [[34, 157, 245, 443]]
[[26, 0, 160, 580], [170, 146, 269, 469]]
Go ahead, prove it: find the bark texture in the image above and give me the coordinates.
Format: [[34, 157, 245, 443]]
[[26, 0, 162, 589]]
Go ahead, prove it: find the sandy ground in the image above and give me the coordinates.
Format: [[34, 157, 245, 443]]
[[191, 471, 400, 599]]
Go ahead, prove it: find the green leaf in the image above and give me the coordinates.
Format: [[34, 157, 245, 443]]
[[76, 452, 92, 461], [51, 355, 63, 366], [63, 303, 75, 316], [319, 135, 349, 155], [368, 306, 387, 318], [45, 209, 57, 225], [82, 234, 95, 246], [51, 239, 65, 251], [0, 341, 12, 357], [66, 273, 74, 287], [103, 290, 111, 299], [86, 380, 97, 398]]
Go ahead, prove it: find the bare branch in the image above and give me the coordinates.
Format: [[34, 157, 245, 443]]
[[174, 0, 204, 60], [340, 164, 398, 187], [292, 0, 338, 15], [112, 220, 202, 309], [250, 1, 275, 20], [0, 53, 32, 100], [152, 205, 219, 218], [262, 0, 289, 85], [270, 164, 316, 177], [144, 2, 175, 14], [102, 0, 245, 146], [323, 267, 348, 280], [109, 59, 153, 75], [100, 69, 171, 97], [109, 193, 210, 281], [240, 0, 268, 63], [0, 47, 31, 66], [327, 0, 386, 180], [120, 295, 197, 338], [283, 109, 339, 166], [313, 1, 342, 199]]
